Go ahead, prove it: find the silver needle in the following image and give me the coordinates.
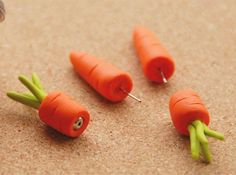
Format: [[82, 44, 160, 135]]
[[120, 88, 141, 102], [159, 69, 167, 83]]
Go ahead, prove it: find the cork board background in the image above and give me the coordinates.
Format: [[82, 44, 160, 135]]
[[0, 0, 236, 174]]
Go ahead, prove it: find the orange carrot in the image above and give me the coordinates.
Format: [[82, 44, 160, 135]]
[[169, 89, 210, 135], [39, 91, 90, 137], [70, 51, 133, 102], [7, 74, 90, 138], [133, 26, 175, 83], [169, 89, 224, 163]]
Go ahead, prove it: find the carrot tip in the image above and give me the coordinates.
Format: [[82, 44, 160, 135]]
[[70, 51, 85, 66], [69, 52, 76, 65]]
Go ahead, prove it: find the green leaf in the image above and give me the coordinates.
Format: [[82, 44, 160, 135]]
[[7, 91, 40, 109], [188, 125, 200, 160], [192, 120, 208, 144], [18, 75, 46, 102]]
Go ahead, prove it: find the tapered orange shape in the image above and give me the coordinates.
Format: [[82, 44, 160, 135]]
[[70, 51, 133, 102], [133, 26, 175, 83]]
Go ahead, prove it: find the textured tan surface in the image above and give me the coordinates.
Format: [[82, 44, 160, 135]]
[[0, 0, 236, 174]]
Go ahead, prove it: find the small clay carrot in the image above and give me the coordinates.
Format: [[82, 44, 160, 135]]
[[133, 26, 175, 83], [70, 51, 141, 102], [7, 73, 90, 138], [169, 89, 224, 163], [0, 0, 5, 22]]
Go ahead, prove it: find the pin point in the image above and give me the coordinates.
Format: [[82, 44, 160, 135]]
[[159, 69, 168, 83], [0, 0, 5, 22], [133, 26, 175, 83], [70, 51, 141, 103], [120, 88, 141, 102]]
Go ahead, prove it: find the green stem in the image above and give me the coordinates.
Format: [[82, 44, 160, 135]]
[[203, 124, 224, 140], [188, 125, 200, 160], [201, 142, 212, 163], [7, 91, 40, 109], [192, 120, 208, 144], [32, 73, 44, 91], [22, 92, 38, 100], [18, 75, 46, 102]]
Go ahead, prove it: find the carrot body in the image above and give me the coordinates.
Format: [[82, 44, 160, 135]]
[[133, 27, 175, 83], [169, 89, 210, 135], [39, 91, 90, 137], [70, 51, 133, 102]]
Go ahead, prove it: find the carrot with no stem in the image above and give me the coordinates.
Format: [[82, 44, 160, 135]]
[[133, 26, 175, 83], [7, 73, 90, 138], [70, 51, 141, 102], [169, 89, 224, 163]]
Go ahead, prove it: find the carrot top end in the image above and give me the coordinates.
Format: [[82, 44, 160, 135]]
[[203, 123, 224, 140], [18, 75, 47, 102], [32, 73, 44, 91], [6, 91, 40, 109], [192, 120, 208, 144], [188, 125, 200, 160], [188, 120, 224, 163]]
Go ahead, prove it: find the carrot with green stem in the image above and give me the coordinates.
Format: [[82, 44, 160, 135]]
[[169, 89, 224, 163], [7, 73, 90, 138]]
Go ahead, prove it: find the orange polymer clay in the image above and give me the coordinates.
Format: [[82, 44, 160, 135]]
[[169, 89, 210, 136], [7, 74, 90, 138], [169, 89, 200, 110], [133, 26, 175, 83], [168, 89, 224, 163], [39, 91, 90, 137], [70, 51, 133, 102]]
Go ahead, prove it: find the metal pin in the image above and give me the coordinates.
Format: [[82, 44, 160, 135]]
[[0, 0, 5, 22], [159, 69, 168, 83], [120, 88, 141, 102], [73, 117, 83, 130]]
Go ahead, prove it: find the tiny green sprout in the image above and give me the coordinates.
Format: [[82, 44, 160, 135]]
[[7, 73, 47, 109], [188, 120, 224, 163]]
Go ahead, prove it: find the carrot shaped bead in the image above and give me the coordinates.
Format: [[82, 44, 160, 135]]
[[169, 89, 210, 136], [133, 27, 175, 83], [70, 51, 133, 102], [169, 89, 224, 163], [39, 91, 90, 137], [7, 74, 90, 138]]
